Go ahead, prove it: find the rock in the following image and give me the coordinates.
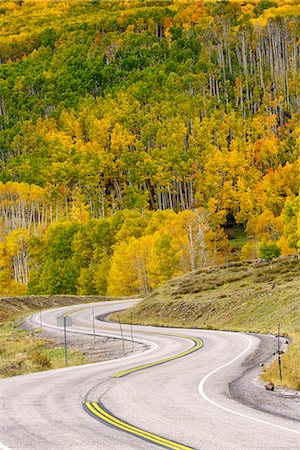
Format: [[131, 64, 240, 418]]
[[265, 382, 275, 391], [260, 363, 264, 367]]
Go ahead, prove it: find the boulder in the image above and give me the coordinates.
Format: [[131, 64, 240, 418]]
[[264, 382, 274, 391]]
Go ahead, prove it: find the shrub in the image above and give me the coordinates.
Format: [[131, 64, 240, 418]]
[[31, 351, 51, 368], [259, 242, 281, 263], [15, 352, 27, 369]]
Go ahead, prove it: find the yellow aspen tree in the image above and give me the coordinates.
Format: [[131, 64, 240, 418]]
[[147, 232, 182, 289], [107, 236, 152, 296], [282, 194, 300, 257]]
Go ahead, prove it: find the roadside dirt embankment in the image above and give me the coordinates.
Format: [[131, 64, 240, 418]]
[[0, 295, 112, 322]]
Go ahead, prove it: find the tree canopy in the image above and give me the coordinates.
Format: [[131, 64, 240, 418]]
[[0, 0, 299, 295]]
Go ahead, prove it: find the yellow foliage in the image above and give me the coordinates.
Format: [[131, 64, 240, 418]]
[[107, 236, 153, 296], [246, 209, 283, 241], [241, 240, 258, 261], [277, 236, 296, 256], [147, 231, 182, 289]]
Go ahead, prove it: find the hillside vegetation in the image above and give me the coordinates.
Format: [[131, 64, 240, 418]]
[[118, 256, 300, 389], [0, 0, 300, 296], [0, 294, 109, 322], [0, 295, 108, 377]]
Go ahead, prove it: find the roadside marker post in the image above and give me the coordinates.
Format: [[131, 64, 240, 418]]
[[64, 317, 68, 366], [92, 308, 96, 344], [130, 313, 134, 349], [118, 315, 126, 357], [277, 323, 283, 385], [57, 316, 72, 366]]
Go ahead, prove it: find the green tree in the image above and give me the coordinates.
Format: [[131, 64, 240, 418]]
[[259, 241, 281, 264], [28, 221, 80, 294]]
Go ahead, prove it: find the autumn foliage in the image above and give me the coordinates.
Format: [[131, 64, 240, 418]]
[[0, 0, 299, 295]]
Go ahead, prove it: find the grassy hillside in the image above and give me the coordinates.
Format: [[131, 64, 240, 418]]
[[118, 256, 300, 389]]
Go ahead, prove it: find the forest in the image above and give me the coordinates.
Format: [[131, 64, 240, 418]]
[[0, 0, 299, 296]]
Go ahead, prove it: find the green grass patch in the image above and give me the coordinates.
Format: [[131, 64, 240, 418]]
[[228, 225, 248, 249]]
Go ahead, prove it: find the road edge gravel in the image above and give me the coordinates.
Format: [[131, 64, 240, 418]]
[[229, 333, 300, 422]]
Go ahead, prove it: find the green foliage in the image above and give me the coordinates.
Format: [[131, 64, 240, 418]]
[[1, 0, 300, 295], [39, 28, 59, 49], [93, 256, 111, 295], [259, 241, 281, 262], [148, 232, 181, 287], [0, 0, 300, 218], [28, 222, 80, 294], [254, 1, 278, 16], [24, 208, 230, 296], [46, 222, 80, 261]]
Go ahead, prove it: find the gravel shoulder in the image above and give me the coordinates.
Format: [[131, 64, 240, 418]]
[[229, 333, 300, 422], [23, 319, 148, 364]]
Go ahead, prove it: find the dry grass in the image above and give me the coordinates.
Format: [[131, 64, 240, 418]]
[[0, 321, 88, 378], [0, 295, 110, 378], [117, 256, 300, 390], [261, 337, 300, 390]]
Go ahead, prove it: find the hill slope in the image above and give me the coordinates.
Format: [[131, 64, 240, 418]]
[[118, 256, 300, 389]]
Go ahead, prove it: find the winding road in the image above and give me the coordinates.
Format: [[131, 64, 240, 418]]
[[0, 300, 299, 450]]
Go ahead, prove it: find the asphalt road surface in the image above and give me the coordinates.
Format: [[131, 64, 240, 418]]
[[0, 300, 299, 450]]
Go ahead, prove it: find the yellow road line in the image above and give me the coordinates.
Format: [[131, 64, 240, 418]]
[[65, 305, 200, 448], [63, 307, 87, 317], [59, 305, 203, 378], [85, 402, 194, 450], [112, 336, 203, 377]]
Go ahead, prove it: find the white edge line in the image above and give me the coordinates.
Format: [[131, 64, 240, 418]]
[[198, 334, 300, 435], [16, 312, 158, 378]]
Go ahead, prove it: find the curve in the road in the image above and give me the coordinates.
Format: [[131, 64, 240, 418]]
[[36, 303, 203, 449], [198, 334, 300, 435], [112, 335, 203, 378], [1, 301, 299, 450], [43, 304, 300, 441], [82, 332, 202, 449], [59, 305, 203, 449], [59, 304, 203, 377]]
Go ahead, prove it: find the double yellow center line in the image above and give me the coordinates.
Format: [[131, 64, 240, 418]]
[[85, 333, 202, 449], [112, 335, 203, 377], [85, 402, 194, 450], [61, 305, 201, 448]]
